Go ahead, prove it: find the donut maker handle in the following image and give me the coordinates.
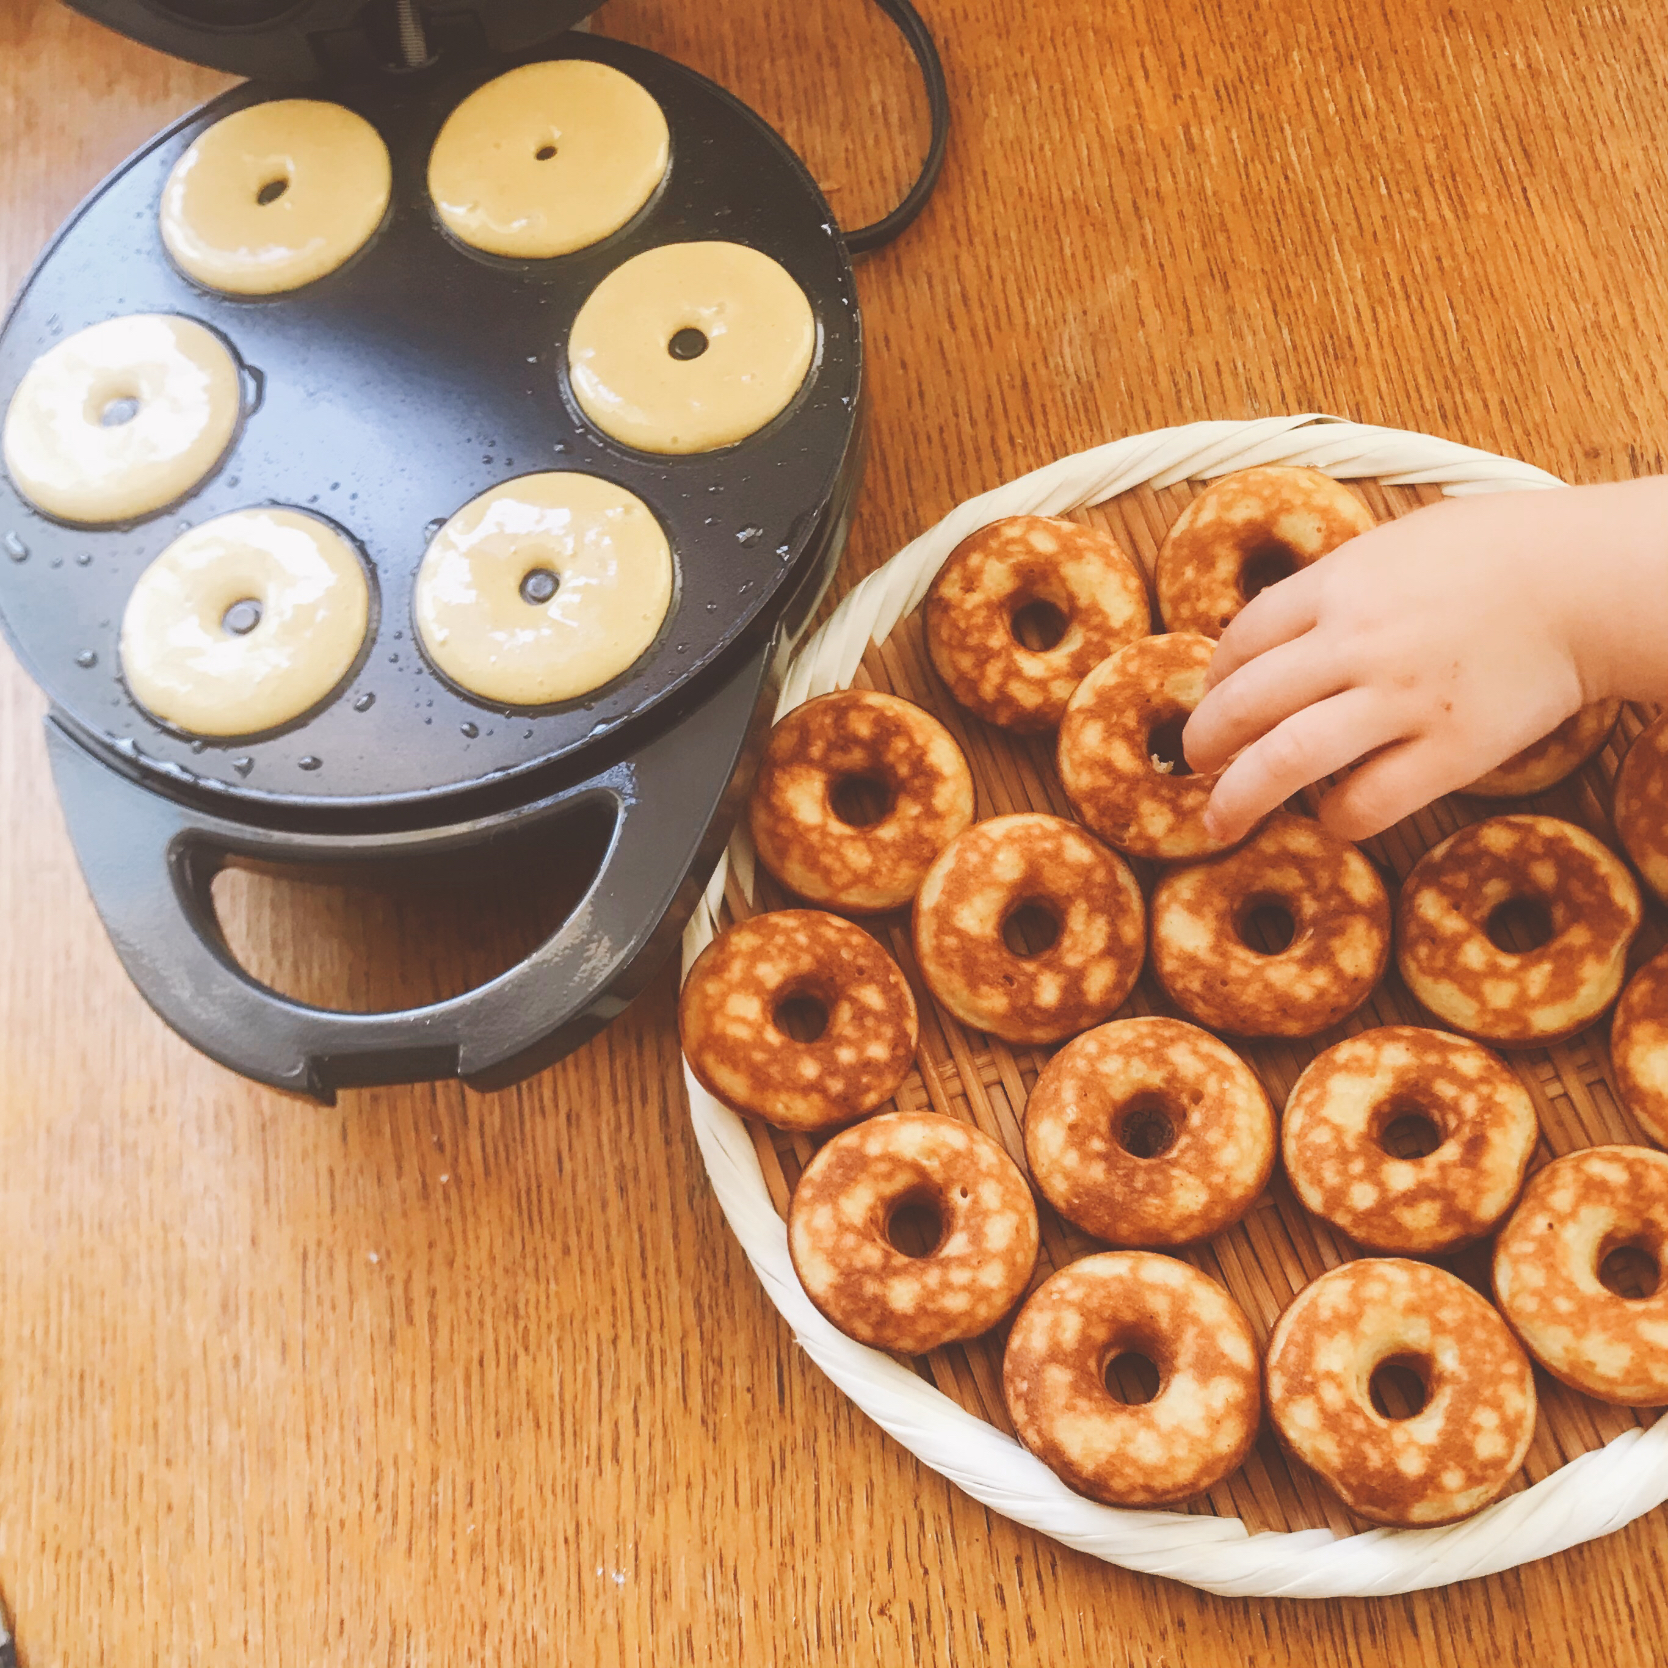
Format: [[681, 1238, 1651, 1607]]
[[45, 638, 776, 1103]]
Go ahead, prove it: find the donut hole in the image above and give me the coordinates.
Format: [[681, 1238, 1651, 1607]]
[[829, 773, 893, 828], [1117, 1092, 1180, 1160], [1375, 1102, 1444, 1161], [773, 991, 830, 1043], [221, 597, 264, 637], [1368, 1354, 1432, 1420], [1486, 896, 1556, 953], [668, 327, 710, 361], [885, 1188, 945, 1258], [1235, 895, 1297, 955], [1239, 540, 1299, 602], [1103, 1349, 1162, 1406], [1145, 712, 1194, 778], [1598, 1237, 1662, 1301], [519, 566, 560, 606], [1001, 898, 1061, 959], [99, 394, 141, 428], [255, 177, 290, 207], [534, 144, 558, 161], [1010, 598, 1069, 652]]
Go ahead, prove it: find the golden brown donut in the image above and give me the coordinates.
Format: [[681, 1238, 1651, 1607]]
[[1616, 713, 1668, 905], [924, 516, 1150, 732], [912, 813, 1146, 1045], [1265, 1258, 1536, 1526], [1464, 701, 1621, 797], [679, 909, 917, 1131], [748, 691, 974, 914], [1056, 632, 1234, 860], [1282, 1027, 1538, 1254], [1002, 1251, 1261, 1506], [1396, 814, 1642, 1045], [1613, 946, 1668, 1147], [1494, 1146, 1668, 1405], [787, 1111, 1038, 1354], [1023, 1018, 1274, 1246], [1149, 811, 1390, 1038], [1155, 466, 1376, 637]]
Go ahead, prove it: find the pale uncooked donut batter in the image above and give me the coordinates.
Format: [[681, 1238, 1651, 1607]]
[[414, 472, 673, 706], [3, 314, 242, 524], [568, 241, 815, 453], [428, 60, 669, 258], [160, 99, 391, 296], [121, 508, 370, 736]]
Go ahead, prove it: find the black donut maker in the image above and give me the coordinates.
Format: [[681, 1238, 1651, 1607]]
[[0, 0, 909, 1100]]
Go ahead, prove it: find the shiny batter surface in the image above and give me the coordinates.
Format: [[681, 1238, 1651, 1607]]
[[1024, 1018, 1274, 1246], [1003, 1251, 1261, 1506], [787, 1111, 1038, 1353], [679, 909, 918, 1131], [1613, 947, 1668, 1147], [1494, 1145, 1668, 1405], [1396, 814, 1641, 1044], [913, 813, 1146, 1045], [1266, 1258, 1536, 1525], [1616, 713, 1668, 905], [1464, 701, 1620, 797], [1282, 1027, 1538, 1253], [1149, 811, 1390, 1038]]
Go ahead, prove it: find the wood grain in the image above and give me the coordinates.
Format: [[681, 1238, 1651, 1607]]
[[4, 0, 1668, 1662]]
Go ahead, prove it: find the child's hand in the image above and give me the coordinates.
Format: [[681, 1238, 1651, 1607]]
[[1181, 477, 1668, 843]]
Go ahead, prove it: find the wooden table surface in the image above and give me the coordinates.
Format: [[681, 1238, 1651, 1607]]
[[4, 0, 1668, 1661]]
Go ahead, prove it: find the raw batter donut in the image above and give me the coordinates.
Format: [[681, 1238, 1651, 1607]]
[[1155, 466, 1376, 636], [913, 813, 1145, 1045], [1613, 947, 1668, 1147], [1465, 701, 1621, 797], [924, 516, 1150, 732], [568, 241, 815, 453], [160, 99, 391, 295], [3, 314, 241, 524], [1023, 1018, 1274, 1247], [787, 1111, 1038, 1353], [679, 909, 917, 1131], [1002, 1251, 1261, 1507], [1396, 814, 1641, 1045], [1616, 713, 1668, 904], [428, 60, 668, 259], [1282, 1027, 1538, 1254], [1149, 811, 1390, 1038], [1056, 632, 1233, 860], [1265, 1258, 1536, 1526], [120, 508, 370, 737], [1494, 1145, 1668, 1405], [413, 472, 673, 706], [748, 691, 974, 914]]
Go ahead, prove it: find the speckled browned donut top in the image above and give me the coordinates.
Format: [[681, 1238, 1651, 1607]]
[[1002, 1251, 1262, 1506], [1057, 633, 1234, 861], [1396, 814, 1642, 1045], [1464, 701, 1620, 798], [1024, 1018, 1275, 1247], [1265, 1258, 1537, 1526], [1613, 947, 1668, 1147], [1282, 1027, 1538, 1254], [924, 516, 1151, 732], [1149, 811, 1390, 1038], [912, 813, 1146, 1045], [1155, 466, 1376, 637], [787, 1112, 1039, 1355], [1494, 1145, 1668, 1405], [1616, 713, 1668, 905], [679, 909, 917, 1131]]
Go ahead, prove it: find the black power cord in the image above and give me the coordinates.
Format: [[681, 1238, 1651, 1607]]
[[842, 0, 950, 255]]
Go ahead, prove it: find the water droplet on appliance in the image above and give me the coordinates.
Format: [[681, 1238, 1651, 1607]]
[[523, 728, 533, 739], [190, 739, 207, 754], [526, 355, 538, 364], [424, 518, 445, 540], [482, 455, 494, 465], [424, 716, 433, 725], [298, 755, 322, 771], [114, 737, 138, 760], [460, 721, 478, 738], [776, 543, 791, 560], [552, 441, 567, 454], [704, 600, 718, 612], [74, 650, 97, 668], [307, 494, 319, 504], [50, 556, 62, 569], [330, 481, 340, 491], [226, 475, 241, 489], [76, 551, 92, 566], [233, 757, 254, 776], [707, 483, 723, 494], [4, 533, 28, 561], [736, 525, 764, 547], [388, 653, 399, 664], [675, 642, 687, 653], [354, 692, 375, 712]]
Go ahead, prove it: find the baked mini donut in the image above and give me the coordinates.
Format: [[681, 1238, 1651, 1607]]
[[1282, 1027, 1538, 1254], [924, 516, 1149, 732], [161, 99, 391, 295], [1266, 1258, 1536, 1526], [1003, 1251, 1261, 1506], [787, 1111, 1038, 1353], [913, 813, 1145, 1045], [3, 314, 241, 525], [1465, 701, 1621, 798], [748, 690, 974, 914], [1613, 947, 1668, 1147], [119, 508, 370, 736], [679, 909, 917, 1131], [1616, 713, 1668, 904], [1149, 811, 1390, 1038], [1155, 466, 1375, 637], [1396, 814, 1642, 1045], [568, 242, 814, 453], [1056, 632, 1232, 860], [428, 60, 668, 259], [1024, 1018, 1274, 1246], [1494, 1146, 1668, 1404], [413, 472, 672, 706]]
